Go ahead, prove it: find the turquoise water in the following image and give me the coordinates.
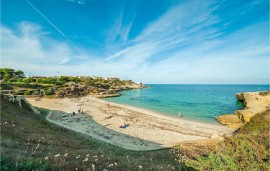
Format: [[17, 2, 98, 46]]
[[104, 85, 269, 123]]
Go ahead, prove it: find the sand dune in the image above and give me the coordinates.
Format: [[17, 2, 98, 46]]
[[26, 96, 234, 151]]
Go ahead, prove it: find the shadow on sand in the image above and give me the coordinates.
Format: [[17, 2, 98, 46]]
[[47, 109, 166, 151]]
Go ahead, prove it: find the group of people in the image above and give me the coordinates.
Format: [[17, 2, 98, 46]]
[[72, 107, 84, 116]]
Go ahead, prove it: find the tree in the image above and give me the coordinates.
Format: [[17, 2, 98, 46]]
[[14, 70, 25, 78], [0, 68, 25, 81], [0, 68, 15, 80]]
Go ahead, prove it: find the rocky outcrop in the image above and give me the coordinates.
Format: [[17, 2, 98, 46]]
[[216, 114, 243, 129], [235, 91, 270, 123], [54, 83, 147, 98], [216, 91, 270, 129]]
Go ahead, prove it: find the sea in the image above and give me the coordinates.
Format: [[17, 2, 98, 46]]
[[104, 84, 269, 124]]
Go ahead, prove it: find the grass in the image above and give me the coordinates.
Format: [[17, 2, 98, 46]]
[[181, 109, 270, 171], [0, 96, 193, 170]]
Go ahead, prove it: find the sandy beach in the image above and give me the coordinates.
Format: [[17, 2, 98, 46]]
[[26, 96, 234, 151]]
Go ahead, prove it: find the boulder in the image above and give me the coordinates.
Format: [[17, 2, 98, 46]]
[[216, 114, 243, 129], [235, 110, 256, 123]]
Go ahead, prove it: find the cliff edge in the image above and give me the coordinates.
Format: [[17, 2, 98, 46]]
[[216, 91, 270, 129]]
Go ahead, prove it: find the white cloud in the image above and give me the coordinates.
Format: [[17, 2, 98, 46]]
[[1, 0, 269, 84]]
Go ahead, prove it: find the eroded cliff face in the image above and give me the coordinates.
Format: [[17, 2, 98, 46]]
[[216, 91, 270, 129]]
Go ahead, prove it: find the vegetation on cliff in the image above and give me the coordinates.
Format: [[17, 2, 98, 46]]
[[179, 109, 270, 170], [0, 68, 145, 98]]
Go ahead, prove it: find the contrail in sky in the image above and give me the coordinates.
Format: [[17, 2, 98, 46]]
[[25, 0, 70, 41]]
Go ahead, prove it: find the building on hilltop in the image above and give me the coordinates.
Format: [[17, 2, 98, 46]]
[[108, 77, 120, 81]]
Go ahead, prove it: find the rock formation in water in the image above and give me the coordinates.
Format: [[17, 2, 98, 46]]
[[216, 91, 270, 129]]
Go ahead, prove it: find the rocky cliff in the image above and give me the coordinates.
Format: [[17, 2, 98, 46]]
[[216, 91, 270, 129]]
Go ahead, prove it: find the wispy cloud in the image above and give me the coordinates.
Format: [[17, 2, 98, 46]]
[[105, 1, 137, 53], [1, 0, 269, 84], [106, 0, 222, 65]]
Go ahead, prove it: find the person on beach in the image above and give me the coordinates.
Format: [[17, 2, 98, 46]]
[[120, 122, 129, 128], [72, 112, 75, 116], [78, 107, 81, 113], [178, 112, 182, 118], [107, 103, 110, 107]]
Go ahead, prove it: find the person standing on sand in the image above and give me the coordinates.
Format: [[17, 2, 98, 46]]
[[78, 107, 81, 113]]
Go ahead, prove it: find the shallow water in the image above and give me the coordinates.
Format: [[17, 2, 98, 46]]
[[104, 84, 269, 123]]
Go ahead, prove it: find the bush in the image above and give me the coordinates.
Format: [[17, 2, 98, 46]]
[[45, 88, 54, 95], [24, 90, 33, 95], [55, 81, 64, 85], [32, 90, 40, 95]]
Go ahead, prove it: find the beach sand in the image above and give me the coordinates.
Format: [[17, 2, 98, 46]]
[[26, 96, 234, 151]]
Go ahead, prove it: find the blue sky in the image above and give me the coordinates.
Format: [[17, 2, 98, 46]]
[[1, 0, 269, 84]]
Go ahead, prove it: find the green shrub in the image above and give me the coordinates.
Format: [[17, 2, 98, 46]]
[[1, 155, 50, 171], [55, 81, 64, 85], [32, 90, 40, 95], [24, 90, 33, 95], [45, 88, 54, 95]]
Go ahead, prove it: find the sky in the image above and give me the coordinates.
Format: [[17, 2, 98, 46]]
[[1, 0, 269, 84]]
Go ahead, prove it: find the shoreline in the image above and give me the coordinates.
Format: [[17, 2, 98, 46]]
[[26, 96, 234, 151], [103, 97, 221, 125]]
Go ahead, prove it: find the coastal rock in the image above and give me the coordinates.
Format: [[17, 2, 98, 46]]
[[215, 114, 243, 129], [235, 91, 270, 123], [216, 91, 270, 128], [235, 93, 245, 101], [235, 110, 256, 123]]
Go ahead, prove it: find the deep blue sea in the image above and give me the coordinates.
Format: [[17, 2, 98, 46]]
[[104, 85, 269, 123]]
